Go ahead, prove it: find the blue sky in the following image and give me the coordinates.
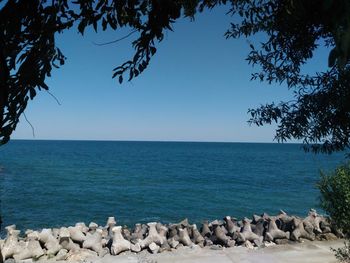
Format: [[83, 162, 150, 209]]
[[12, 5, 329, 142]]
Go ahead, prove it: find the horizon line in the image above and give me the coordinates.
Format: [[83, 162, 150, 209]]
[[9, 138, 302, 144]]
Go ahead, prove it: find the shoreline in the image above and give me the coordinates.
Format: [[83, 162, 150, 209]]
[[61, 239, 343, 263], [1, 209, 344, 262]]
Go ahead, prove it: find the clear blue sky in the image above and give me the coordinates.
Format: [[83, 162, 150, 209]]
[[12, 6, 329, 142]]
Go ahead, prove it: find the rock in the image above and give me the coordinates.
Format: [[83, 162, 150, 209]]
[[148, 242, 160, 254], [318, 232, 338, 241], [66, 248, 98, 262], [244, 240, 254, 249], [210, 244, 223, 250], [274, 238, 290, 245], [262, 241, 276, 247], [15, 259, 32, 263], [253, 238, 263, 247]]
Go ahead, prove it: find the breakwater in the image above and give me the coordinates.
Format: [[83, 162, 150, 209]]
[[0, 209, 343, 262]]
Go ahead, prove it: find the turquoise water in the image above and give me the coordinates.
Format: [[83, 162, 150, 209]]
[[0, 140, 346, 232]]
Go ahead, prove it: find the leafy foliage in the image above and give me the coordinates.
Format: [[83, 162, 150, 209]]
[[224, 0, 350, 153], [332, 241, 350, 263], [318, 163, 350, 262], [1, 0, 350, 153], [0, 0, 224, 144], [318, 163, 350, 235]]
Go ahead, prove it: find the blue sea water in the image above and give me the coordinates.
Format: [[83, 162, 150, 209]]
[[0, 140, 347, 232]]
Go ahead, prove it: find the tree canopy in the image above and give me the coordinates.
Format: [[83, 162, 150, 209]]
[[0, 0, 350, 153]]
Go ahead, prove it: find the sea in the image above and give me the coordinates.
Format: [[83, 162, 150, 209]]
[[0, 140, 347, 233]]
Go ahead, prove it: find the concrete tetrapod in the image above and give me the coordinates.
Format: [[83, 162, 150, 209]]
[[59, 227, 80, 252], [191, 224, 205, 246], [237, 218, 261, 242], [131, 223, 144, 241], [201, 221, 211, 238], [224, 216, 240, 235], [106, 217, 117, 238], [290, 218, 315, 241], [68, 226, 86, 243], [212, 224, 229, 243], [157, 225, 170, 252], [88, 222, 98, 234], [82, 229, 104, 255], [38, 228, 61, 256], [252, 217, 267, 237], [304, 210, 322, 235], [178, 228, 193, 246], [264, 218, 290, 241], [75, 222, 89, 234], [276, 210, 294, 232], [110, 226, 131, 255], [139, 222, 164, 248], [168, 224, 179, 240], [13, 231, 45, 261], [1, 227, 20, 261]]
